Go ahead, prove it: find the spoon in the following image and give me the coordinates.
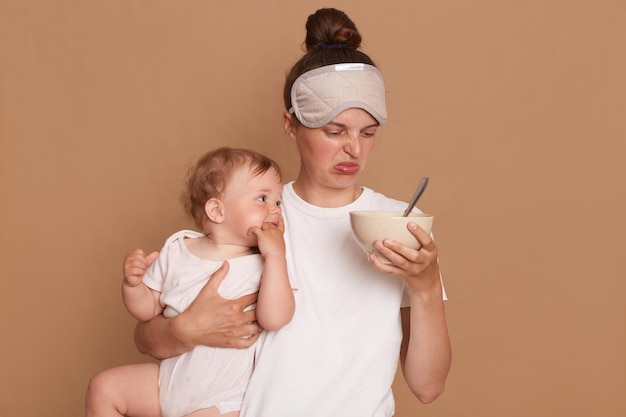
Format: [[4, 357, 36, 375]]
[[402, 177, 429, 217]]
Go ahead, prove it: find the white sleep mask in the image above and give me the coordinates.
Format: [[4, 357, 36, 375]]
[[289, 63, 387, 128]]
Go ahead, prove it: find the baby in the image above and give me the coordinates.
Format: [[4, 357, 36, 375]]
[[85, 147, 294, 417]]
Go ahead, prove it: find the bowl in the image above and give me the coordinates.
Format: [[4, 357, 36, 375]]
[[349, 210, 434, 264]]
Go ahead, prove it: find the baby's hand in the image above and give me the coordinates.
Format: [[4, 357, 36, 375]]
[[249, 215, 286, 259], [123, 248, 159, 287]]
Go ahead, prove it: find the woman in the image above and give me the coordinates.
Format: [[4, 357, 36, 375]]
[[130, 7, 451, 417]]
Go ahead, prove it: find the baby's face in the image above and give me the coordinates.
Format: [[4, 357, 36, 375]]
[[219, 166, 283, 245]]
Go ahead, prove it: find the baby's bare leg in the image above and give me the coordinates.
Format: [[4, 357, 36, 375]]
[[85, 362, 160, 417]]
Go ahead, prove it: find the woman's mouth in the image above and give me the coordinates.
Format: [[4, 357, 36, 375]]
[[334, 162, 360, 174]]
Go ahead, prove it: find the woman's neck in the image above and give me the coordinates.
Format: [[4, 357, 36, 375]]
[[292, 179, 363, 208]]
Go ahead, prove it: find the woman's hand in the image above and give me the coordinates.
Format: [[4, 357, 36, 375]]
[[125, 250, 260, 359], [171, 261, 261, 349], [369, 222, 441, 294]]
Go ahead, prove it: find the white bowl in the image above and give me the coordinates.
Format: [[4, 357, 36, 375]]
[[349, 210, 434, 263]]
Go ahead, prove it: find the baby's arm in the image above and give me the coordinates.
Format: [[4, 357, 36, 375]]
[[122, 249, 163, 322], [249, 216, 294, 331]]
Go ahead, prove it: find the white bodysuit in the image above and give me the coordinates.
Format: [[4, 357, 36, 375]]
[[143, 230, 263, 417], [241, 182, 445, 417]]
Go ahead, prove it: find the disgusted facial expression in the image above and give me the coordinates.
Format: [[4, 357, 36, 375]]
[[288, 108, 379, 195]]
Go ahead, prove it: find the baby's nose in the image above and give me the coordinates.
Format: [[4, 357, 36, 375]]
[[271, 202, 282, 214]]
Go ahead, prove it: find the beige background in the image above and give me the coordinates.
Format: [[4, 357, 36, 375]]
[[1, 1, 625, 416]]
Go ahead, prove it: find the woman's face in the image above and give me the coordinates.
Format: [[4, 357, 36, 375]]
[[287, 108, 379, 193]]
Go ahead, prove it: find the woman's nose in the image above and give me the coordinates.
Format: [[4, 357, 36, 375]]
[[343, 133, 361, 155]]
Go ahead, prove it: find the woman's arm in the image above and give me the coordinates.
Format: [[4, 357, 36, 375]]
[[371, 222, 452, 403], [128, 255, 261, 360], [400, 290, 451, 403]]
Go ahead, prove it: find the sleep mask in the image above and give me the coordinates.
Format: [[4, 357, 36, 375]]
[[289, 63, 387, 128]]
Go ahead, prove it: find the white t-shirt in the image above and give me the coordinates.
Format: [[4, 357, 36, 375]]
[[143, 230, 264, 417], [241, 182, 441, 417]]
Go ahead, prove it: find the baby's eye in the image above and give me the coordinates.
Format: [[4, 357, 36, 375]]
[[257, 195, 267, 202], [276, 200, 282, 207]]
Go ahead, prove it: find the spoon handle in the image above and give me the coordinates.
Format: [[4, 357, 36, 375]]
[[403, 177, 429, 217]]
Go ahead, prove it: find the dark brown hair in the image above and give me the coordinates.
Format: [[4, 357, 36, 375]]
[[182, 147, 282, 227], [284, 8, 377, 111]]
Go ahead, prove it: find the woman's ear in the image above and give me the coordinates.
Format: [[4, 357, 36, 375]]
[[204, 198, 225, 223], [283, 111, 297, 139]]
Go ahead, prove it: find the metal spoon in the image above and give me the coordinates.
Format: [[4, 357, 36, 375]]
[[402, 177, 429, 217]]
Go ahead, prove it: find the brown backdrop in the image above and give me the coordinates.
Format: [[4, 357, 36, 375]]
[[1, 1, 625, 416]]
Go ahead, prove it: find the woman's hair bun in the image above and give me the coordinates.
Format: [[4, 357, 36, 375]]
[[304, 8, 362, 52], [283, 7, 376, 111]]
